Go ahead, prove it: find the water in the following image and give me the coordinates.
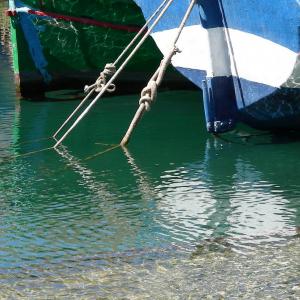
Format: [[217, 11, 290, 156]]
[[1, 16, 300, 300]]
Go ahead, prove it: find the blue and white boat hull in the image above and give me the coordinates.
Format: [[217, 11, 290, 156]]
[[134, 0, 300, 133]]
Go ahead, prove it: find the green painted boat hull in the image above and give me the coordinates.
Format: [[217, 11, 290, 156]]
[[7, 0, 190, 98]]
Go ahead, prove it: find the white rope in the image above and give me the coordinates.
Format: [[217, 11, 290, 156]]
[[114, 0, 171, 66], [84, 63, 116, 93], [120, 0, 196, 146], [139, 46, 180, 111], [53, 88, 95, 139], [53, 0, 176, 148], [137, 0, 196, 111], [82, 0, 171, 94]]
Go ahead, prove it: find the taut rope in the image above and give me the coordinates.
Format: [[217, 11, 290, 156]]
[[83, 0, 171, 94], [53, 0, 176, 148], [53, 0, 171, 141], [120, 0, 196, 146]]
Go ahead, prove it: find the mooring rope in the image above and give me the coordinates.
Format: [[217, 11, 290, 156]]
[[53, 88, 95, 139], [14, 136, 53, 146], [120, 0, 196, 146], [0, 146, 54, 167], [83, 144, 121, 161], [13, 146, 54, 158], [0, 139, 121, 168], [53, 0, 176, 149], [113, 0, 170, 66], [53, 0, 173, 142], [84, 63, 116, 94], [84, 0, 171, 94]]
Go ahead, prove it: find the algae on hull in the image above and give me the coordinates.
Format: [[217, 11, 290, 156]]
[[8, 0, 188, 97]]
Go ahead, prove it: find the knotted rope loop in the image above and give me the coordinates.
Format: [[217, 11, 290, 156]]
[[102, 63, 117, 76], [139, 80, 158, 111], [120, 0, 196, 146], [84, 63, 117, 93], [53, 0, 177, 148], [138, 46, 179, 112], [95, 63, 116, 93]]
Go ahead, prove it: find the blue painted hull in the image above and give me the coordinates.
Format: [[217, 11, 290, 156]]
[[134, 0, 300, 133]]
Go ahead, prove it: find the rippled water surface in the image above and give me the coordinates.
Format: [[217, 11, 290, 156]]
[[1, 13, 300, 300]]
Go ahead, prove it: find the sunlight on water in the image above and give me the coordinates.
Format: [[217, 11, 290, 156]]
[[0, 7, 300, 298]]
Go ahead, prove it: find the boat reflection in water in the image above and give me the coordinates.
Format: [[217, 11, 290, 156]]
[[156, 135, 300, 250], [12, 89, 300, 251], [1, 87, 300, 297]]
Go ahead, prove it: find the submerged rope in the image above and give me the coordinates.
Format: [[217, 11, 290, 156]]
[[120, 0, 196, 146], [83, 144, 121, 161], [53, 0, 176, 149], [14, 136, 53, 146], [0, 146, 54, 166], [13, 146, 54, 158]]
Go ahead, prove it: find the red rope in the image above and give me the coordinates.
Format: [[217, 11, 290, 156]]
[[7, 8, 141, 33]]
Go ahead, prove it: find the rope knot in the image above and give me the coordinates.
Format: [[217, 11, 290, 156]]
[[95, 63, 116, 93], [139, 80, 157, 111], [173, 46, 181, 54], [102, 63, 116, 76], [84, 63, 116, 93]]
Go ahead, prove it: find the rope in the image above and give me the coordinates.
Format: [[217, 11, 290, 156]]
[[139, 46, 180, 111], [83, 144, 120, 161], [53, 0, 176, 149], [14, 147, 54, 158], [53, 0, 173, 141], [0, 139, 119, 167], [120, 0, 196, 146], [84, 63, 116, 94], [53, 88, 95, 139], [0, 146, 54, 166], [113, 0, 170, 66], [83, 0, 171, 94]]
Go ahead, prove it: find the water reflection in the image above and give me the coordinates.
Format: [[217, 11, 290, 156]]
[[5, 87, 298, 253], [156, 137, 300, 251], [0, 1, 11, 56]]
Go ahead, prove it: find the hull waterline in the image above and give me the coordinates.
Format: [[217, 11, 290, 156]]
[[7, 0, 191, 98]]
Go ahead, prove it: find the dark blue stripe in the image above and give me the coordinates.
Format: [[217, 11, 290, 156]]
[[198, 0, 223, 28], [240, 87, 300, 130], [175, 67, 298, 110]]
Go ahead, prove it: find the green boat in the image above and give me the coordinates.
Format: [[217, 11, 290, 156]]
[[6, 0, 188, 98]]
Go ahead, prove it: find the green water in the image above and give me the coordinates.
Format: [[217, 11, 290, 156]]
[[1, 29, 300, 300]]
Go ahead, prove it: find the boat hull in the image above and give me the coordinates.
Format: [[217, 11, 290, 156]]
[[134, 0, 300, 132], [7, 0, 189, 98]]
